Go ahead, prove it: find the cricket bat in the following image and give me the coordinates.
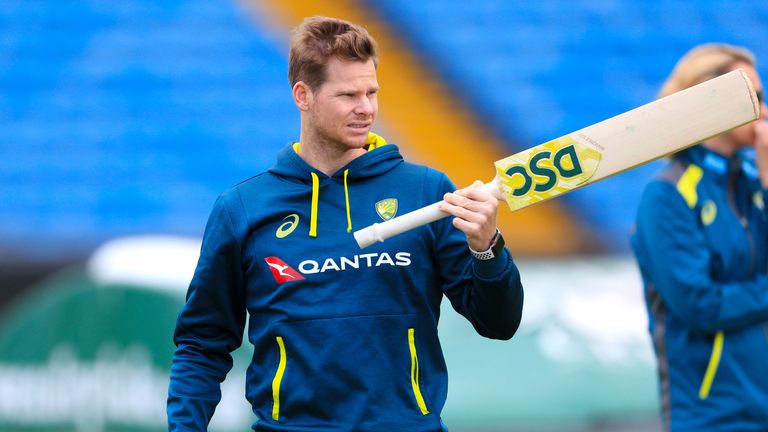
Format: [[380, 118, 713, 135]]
[[354, 69, 761, 249]]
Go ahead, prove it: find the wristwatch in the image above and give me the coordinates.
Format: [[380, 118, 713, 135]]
[[469, 229, 505, 260]]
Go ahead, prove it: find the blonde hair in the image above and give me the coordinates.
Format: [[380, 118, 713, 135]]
[[658, 43, 756, 98], [288, 16, 379, 90]]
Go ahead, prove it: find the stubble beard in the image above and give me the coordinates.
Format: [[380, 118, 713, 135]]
[[315, 116, 370, 152]]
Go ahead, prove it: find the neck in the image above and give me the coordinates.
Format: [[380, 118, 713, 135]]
[[297, 128, 365, 176], [702, 135, 738, 157]]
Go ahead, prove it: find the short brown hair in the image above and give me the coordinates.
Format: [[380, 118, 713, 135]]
[[288, 16, 379, 90], [658, 43, 756, 98]]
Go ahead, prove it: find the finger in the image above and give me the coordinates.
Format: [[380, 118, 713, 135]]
[[454, 184, 497, 203], [451, 216, 484, 237], [443, 192, 495, 215], [444, 192, 499, 218], [451, 218, 495, 250], [438, 200, 490, 225]]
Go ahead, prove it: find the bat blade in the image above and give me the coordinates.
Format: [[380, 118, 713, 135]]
[[354, 69, 759, 249], [495, 68, 760, 211]]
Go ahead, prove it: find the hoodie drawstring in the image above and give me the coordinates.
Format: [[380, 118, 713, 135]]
[[309, 172, 319, 237], [308, 170, 353, 237], [343, 169, 352, 232], [299, 133, 389, 238]]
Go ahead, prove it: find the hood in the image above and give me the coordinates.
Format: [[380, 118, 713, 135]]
[[266, 133, 404, 237], [268, 133, 404, 184]]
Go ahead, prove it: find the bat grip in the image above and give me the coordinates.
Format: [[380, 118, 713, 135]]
[[353, 181, 500, 249], [354, 202, 448, 248]]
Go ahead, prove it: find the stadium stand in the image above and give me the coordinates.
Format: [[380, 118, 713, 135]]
[[2, 0, 768, 260], [0, 0, 297, 259], [365, 0, 768, 249]]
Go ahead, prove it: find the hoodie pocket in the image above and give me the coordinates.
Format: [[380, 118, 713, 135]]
[[267, 314, 439, 426], [408, 327, 430, 415], [698, 331, 724, 400], [271, 336, 287, 421]]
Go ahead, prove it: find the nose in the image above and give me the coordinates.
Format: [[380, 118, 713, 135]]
[[355, 95, 374, 116]]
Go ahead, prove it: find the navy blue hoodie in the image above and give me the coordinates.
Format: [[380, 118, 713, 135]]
[[167, 138, 524, 431]]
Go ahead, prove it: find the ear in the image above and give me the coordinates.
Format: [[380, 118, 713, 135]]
[[293, 81, 312, 112]]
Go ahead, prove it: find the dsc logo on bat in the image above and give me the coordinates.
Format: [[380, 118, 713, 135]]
[[495, 136, 602, 211], [503, 145, 583, 196]]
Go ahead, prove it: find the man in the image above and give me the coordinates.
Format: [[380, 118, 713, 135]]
[[167, 16, 523, 431], [632, 44, 768, 431]]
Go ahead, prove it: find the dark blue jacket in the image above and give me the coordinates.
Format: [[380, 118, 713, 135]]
[[167, 139, 524, 431], [632, 145, 768, 431]]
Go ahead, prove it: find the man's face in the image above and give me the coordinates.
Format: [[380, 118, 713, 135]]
[[305, 57, 379, 150]]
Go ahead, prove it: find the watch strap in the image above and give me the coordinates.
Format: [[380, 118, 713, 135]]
[[469, 229, 505, 260]]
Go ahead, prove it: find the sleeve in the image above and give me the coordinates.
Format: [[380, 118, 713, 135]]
[[634, 181, 768, 333], [167, 195, 247, 431], [431, 172, 524, 340]]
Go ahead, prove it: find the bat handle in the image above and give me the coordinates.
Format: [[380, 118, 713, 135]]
[[354, 202, 447, 248], [353, 179, 501, 249]]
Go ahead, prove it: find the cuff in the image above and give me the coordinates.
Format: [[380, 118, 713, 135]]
[[473, 247, 511, 279]]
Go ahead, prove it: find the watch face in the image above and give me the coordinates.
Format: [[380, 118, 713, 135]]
[[491, 231, 505, 257], [471, 230, 504, 260]]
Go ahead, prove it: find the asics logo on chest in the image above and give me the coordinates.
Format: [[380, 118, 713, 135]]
[[275, 214, 300, 238]]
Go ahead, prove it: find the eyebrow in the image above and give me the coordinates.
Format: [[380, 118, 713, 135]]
[[335, 86, 379, 95]]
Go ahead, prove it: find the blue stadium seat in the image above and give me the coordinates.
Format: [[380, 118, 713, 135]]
[[0, 0, 297, 256]]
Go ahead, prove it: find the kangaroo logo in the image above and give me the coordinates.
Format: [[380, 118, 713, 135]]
[[264, 257, 305, 284]]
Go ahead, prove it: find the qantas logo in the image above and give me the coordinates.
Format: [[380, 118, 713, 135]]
[[264, 257, 305, 284], [264, 252, 412, 284]]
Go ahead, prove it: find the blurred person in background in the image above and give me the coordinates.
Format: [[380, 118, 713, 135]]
[[166, 16, 524, 432], [632, 43, 768, 431]]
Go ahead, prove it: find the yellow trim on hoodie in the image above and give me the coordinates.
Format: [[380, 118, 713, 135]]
[[309, 172, 319, 237], [343, 169, 352, 232], [699, 331, 724, 399], [408, 328, 430, 415], [677, 165, 704, 209], [272, 336, 287, 420]]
